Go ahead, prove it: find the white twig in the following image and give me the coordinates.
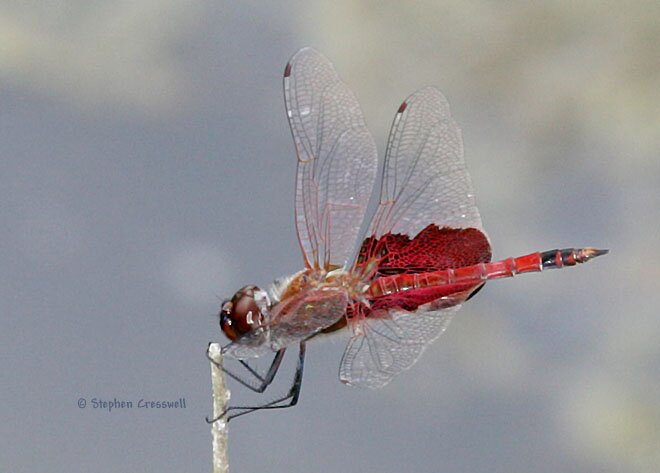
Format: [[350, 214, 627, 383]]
[[209, 343, 230, 473]]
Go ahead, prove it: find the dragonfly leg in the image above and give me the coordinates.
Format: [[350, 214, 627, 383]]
[[207, 344, 286, 393], [206, 342, 307, 422]]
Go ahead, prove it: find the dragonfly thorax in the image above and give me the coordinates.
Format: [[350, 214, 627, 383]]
[[274, 267, 368, 304]]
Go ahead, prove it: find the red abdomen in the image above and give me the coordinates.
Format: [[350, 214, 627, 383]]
[[366, 247, 608, 306]]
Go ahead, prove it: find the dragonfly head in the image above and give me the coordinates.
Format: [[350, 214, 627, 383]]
[[219, 285, 270, 341]]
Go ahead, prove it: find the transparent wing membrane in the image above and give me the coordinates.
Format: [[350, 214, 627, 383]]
[[339, 303, 464, 388], [284, 48, 378, 269], [340, 87, 489, 388], [365, 87, 485, 242]]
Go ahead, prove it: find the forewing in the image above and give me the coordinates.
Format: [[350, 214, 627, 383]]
[[365, 87, 484, 244], [284, 48, 378, 269], [339, 302, 464, 389], [223, 286, 349, 359]]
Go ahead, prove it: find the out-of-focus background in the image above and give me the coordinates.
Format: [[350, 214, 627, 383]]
[[1, 2, 658, 472]]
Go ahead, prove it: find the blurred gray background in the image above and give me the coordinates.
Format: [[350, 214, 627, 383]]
[[1, 1, 658, 472]]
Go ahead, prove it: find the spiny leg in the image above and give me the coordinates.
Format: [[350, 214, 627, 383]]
[[206, 342, 307, 423], [207, 344, 287, 393]]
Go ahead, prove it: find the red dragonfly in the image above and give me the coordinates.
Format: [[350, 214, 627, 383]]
[[211, 48, 607, 421]]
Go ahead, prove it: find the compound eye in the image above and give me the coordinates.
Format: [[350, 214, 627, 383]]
[[219, 285, 266, 341], [219, 299, 237, 340]]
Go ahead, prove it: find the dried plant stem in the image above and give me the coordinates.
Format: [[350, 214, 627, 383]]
[[209, 343, 230, 473]]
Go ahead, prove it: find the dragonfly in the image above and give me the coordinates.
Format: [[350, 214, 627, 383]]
[[210, 47, 607, 421]]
